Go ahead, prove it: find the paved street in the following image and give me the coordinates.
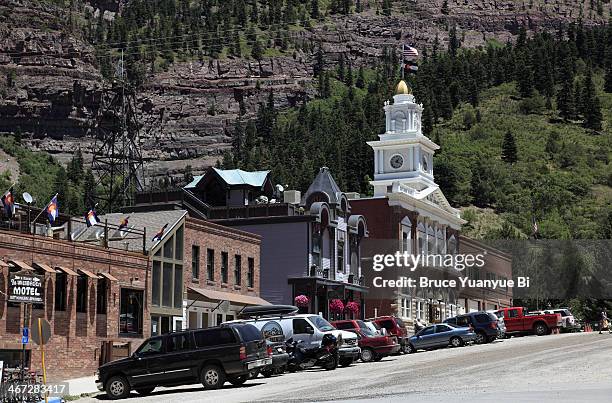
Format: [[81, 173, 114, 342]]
[[81, 332, 612, 402]]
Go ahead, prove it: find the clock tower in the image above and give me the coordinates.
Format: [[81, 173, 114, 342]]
[[368, 80, 439, 197]]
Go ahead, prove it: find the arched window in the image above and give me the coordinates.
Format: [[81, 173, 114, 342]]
[[401, 217, 412, 253], [417, 221, 426, 254], [448, 235, 457, 255]]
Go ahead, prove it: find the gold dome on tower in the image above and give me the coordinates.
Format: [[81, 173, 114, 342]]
[[395, 80, 412, 95]]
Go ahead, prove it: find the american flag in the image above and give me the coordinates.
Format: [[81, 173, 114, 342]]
[[152, 223, 168, 242], [402, 45, 419, 60]]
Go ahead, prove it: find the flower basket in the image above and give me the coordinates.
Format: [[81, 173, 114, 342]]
[[294, 294, 310, 308], [329, 299, 345, 314], [345, 301, 360, 314]]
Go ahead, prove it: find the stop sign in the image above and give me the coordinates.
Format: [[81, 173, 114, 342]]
[[31, 318, 51, 345]]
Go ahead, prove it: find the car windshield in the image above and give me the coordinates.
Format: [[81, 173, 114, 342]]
[[360, 327, 377, 337], [357, 320, 369, 330], [309, 316, 335, 332], [487, 313, 498, 321]]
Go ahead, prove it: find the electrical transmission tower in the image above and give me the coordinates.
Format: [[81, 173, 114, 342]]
[[90, 51, 145, 212]]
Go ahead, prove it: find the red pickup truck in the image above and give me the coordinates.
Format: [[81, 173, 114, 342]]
[[497, 307, 562, 336]]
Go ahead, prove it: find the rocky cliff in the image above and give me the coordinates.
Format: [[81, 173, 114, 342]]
[[0, 0, 609, 183]]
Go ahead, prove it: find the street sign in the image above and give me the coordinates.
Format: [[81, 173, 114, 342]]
[[22, 327, 29, 344], [9, 272, 44, 304], [31, 318, 51, 345]]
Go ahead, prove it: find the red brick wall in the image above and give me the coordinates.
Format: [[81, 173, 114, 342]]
[[0, 230, 149, 381], [184, 218, 261, 297]]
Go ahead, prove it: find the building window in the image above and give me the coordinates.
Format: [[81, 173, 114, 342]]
[[416, 300, 424, 320], [234, 255, 241, 286], [96, 278, 107, 314], [54, 272, 67, 311], [248, 257, 254, 288], [152, 261, 161, 306], [120, 288, 143, 336], [192, 245, 200, 279], [401, 297, 411, 319], [174, 265, 183, 309], [311, 224, 322, 267], [151, 224, 185, 311], [76, 276, 88, 313], [337, 231, 345, 272], [221, 252, 228, 283], [207, 249, 215, 281]]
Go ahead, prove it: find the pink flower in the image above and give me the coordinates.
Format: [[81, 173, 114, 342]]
[[345, 301, 360, 313], [294, 295, 310, 308], [329, 299, 345, 313]]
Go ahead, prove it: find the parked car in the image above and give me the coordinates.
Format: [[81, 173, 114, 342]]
[[331, 320, 400, 362], [488, 310, 507, 338], [543, 308, 576, 331], [363, 320, 386, 336], [444, 311, 499, 344], [496, 307, 561, 336], [406, 323, 476, 353], [95, 323, 272, 400], [227, 305, 361, 368], [368, 316, 409, 353]]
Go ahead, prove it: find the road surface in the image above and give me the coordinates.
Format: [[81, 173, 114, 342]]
[[81, 332, 612, 402]]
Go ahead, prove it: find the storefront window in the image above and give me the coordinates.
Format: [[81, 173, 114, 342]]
[[152, 224, 184, 311], [162, 262, 173, 307], [120, 288, 143, 336], [152, 261, 161, 306], [174, 265, 183, 309], [337, 231, 345, 272], [311, 224, 322, 267]]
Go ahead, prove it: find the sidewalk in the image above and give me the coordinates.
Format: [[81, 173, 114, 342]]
[[65, 376, 98, 398]]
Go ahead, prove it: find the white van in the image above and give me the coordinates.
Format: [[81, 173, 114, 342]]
[[225, 313, 361, 367]]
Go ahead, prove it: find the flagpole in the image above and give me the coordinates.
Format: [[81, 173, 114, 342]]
[[30, 193, 58, 231], [401, 44, 405, 80]]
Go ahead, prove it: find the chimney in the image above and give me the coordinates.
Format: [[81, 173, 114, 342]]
[[283, 190, 301, 204]]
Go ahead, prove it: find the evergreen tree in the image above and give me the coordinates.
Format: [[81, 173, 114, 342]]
[[313, 43, 324, 77], [382, 0, 392, 16], [557, 78, 575, 120], [448, 25, 461, 58], [441, 0, 449, 15], [67, 149, 84, 183], [580, 67, 603, 130], [501, 131, 518, 163], [83, 169, 96, 209], [545, 132, 561, 157], [251, 38, 263, 60], [516, 52, 534, 98], [356, 66, 365, 89], [345, 60, 354, 86], [54, 166, 69, 214], [310, 0, 320, 19]]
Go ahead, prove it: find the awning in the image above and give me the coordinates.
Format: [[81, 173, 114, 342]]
[[56, 266, 78, 276], [187, 286, 269, 306], [9, 260, 35, 271], [98, 271, 118, 281], [33, 263, 56, 274], [78, 269, 98, 279]]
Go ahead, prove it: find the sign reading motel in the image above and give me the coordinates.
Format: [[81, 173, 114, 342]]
[[8, 272, 44, 304]]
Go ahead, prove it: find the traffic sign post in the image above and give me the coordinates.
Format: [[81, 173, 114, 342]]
[[22, 327, 29, 344]]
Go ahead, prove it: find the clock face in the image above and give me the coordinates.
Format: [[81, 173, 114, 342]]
[[390, 154, 404, 169], [422, 155, 429, 172]]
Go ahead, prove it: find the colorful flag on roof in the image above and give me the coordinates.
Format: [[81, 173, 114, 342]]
[[47, 195, 59, 223], [119, 216, 129, 231], [85, 208, 100, 227], [152, 223, 168, 242]]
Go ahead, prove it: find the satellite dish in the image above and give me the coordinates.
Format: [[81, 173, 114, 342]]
[[23, 192, 33, 204]]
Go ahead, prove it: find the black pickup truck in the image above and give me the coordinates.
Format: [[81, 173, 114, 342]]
[[96, 323, 272, 400]]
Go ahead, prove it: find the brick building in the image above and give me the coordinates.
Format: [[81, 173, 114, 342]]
[[74, 209, 265, 334], [0, 229, 149, 380]]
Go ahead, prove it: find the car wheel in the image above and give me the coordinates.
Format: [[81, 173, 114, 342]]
[[249, 369, 260, 379], [261, 368, 274, 378], [201, 365, 226, 389], [474, 331, 486, 344], [406, 343, 416, 354], [105, 375, 130, 400], [339, 357, 353, 367], [373, 354, 383, 362], [534, 323, 548, 336], [324, 354, 338, 370], [135, 387, 155, 395], [450, 336, 463, 347], [360, 348, 375, 363], [228, 374, 248, 386]]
